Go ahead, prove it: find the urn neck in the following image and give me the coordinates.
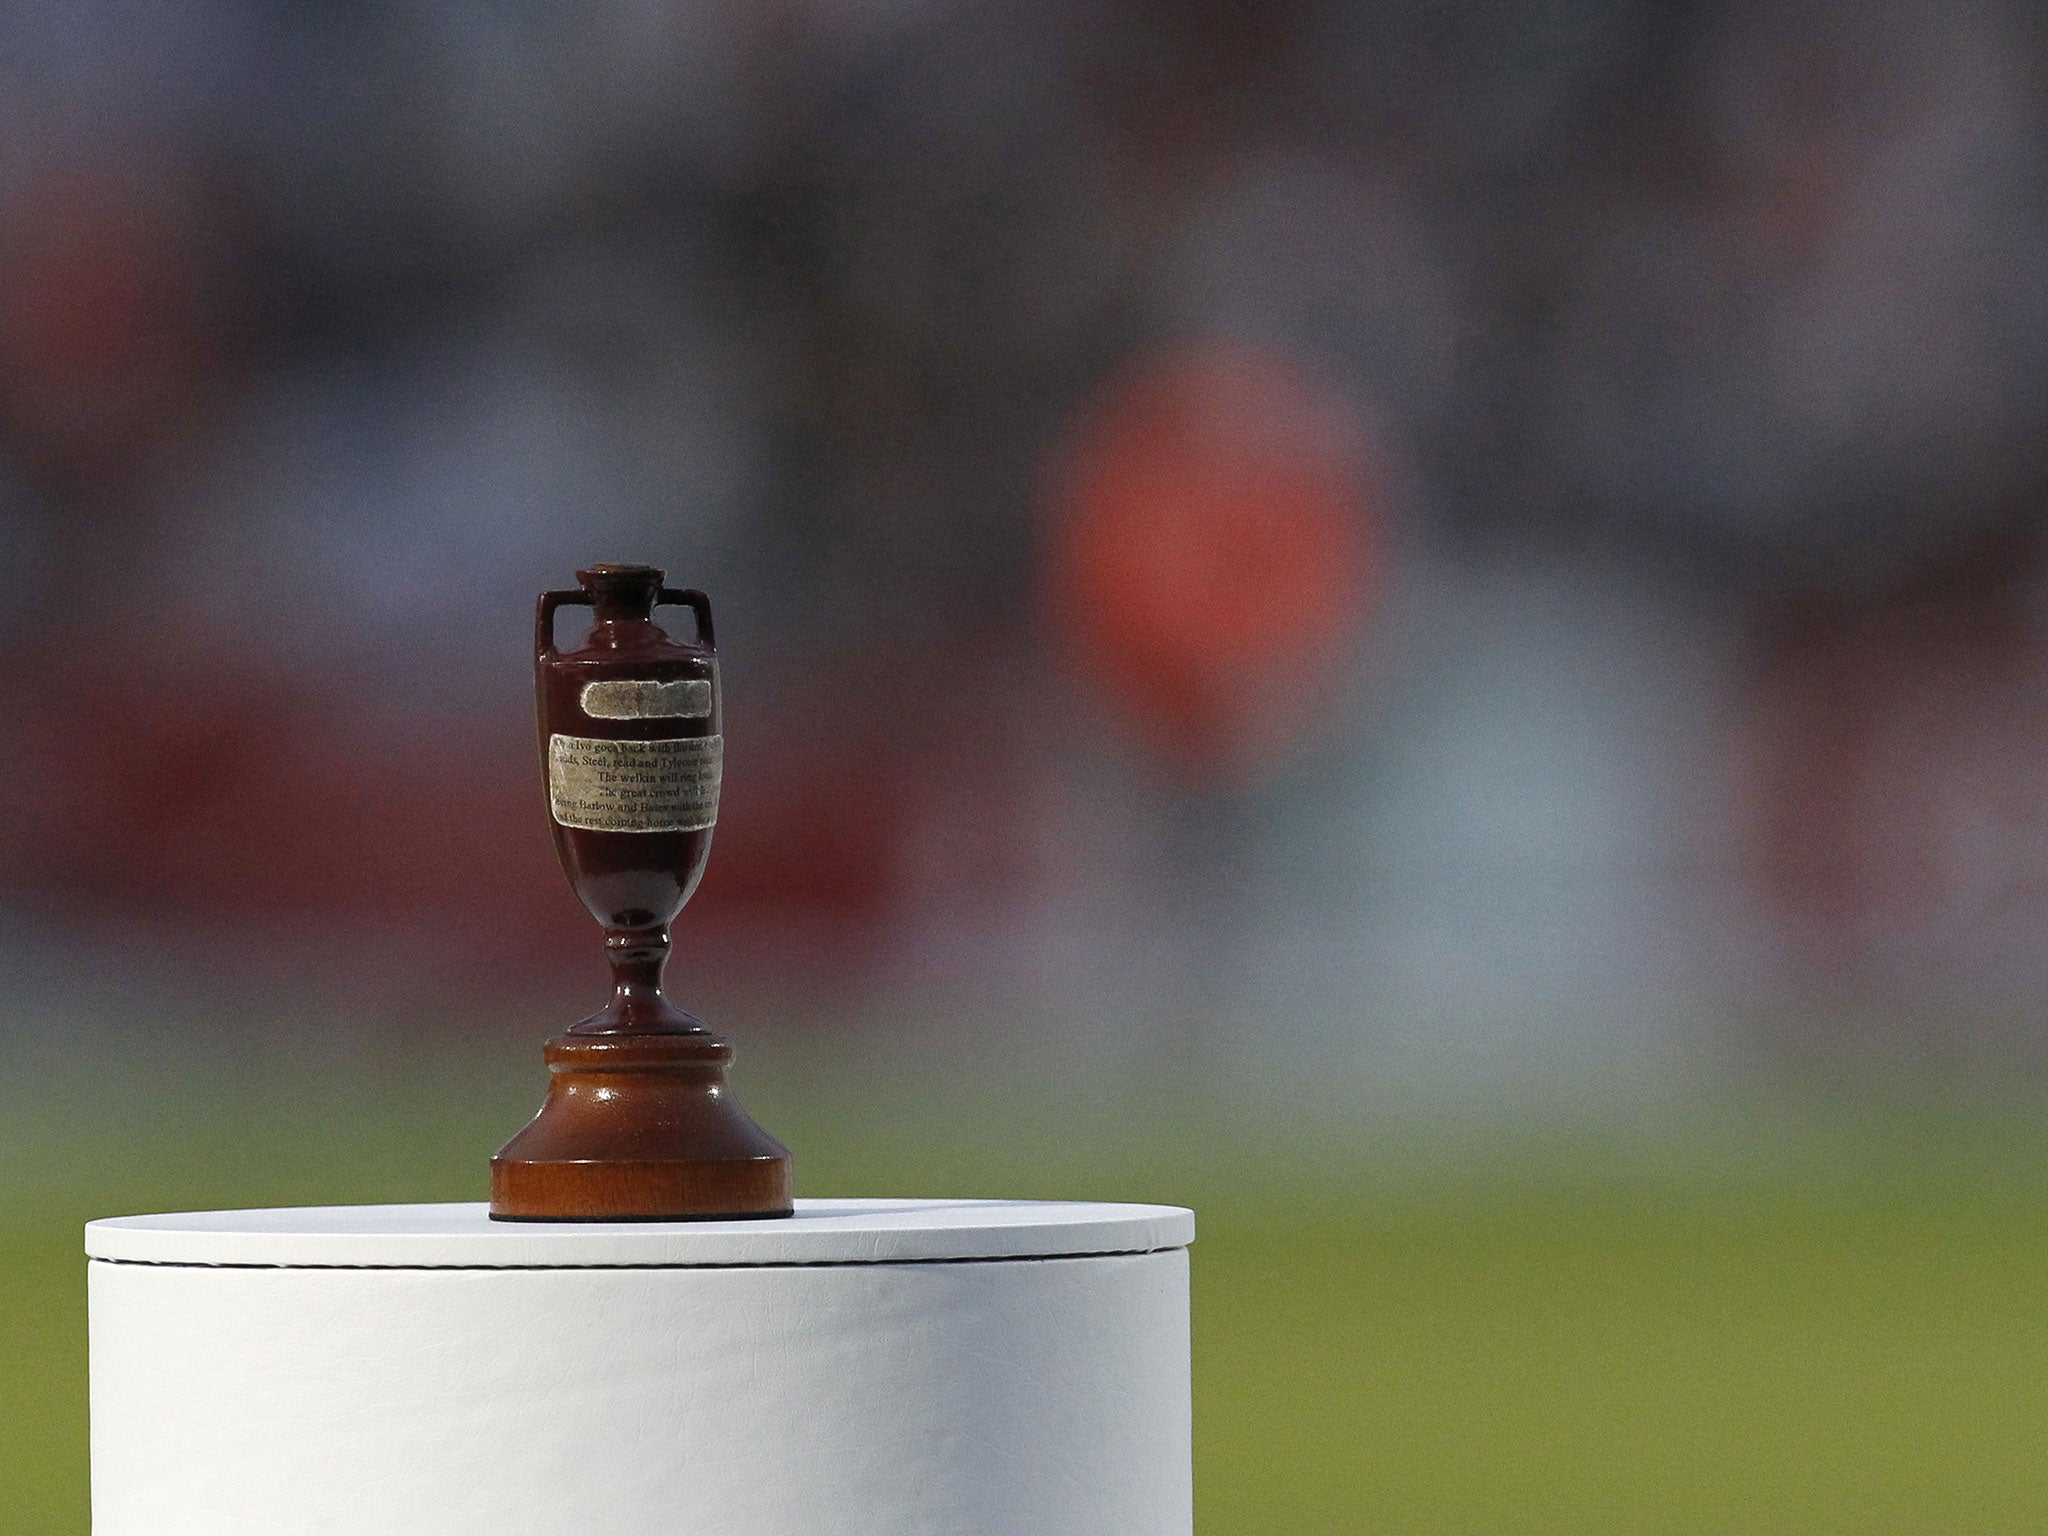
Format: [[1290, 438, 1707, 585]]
[[578, 563, 663, 627]]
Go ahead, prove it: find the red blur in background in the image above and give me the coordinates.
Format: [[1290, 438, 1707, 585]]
[[1046, 345, 1381, 785]]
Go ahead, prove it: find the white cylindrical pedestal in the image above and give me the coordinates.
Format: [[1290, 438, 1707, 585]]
[[87, 1198, 1193, 1536]]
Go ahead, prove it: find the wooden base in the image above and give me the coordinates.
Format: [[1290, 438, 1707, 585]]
[[490, 1033, 793, 1221]]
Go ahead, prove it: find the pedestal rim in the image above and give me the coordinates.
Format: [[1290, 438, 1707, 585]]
[[86, 1196, 1195, 1269]]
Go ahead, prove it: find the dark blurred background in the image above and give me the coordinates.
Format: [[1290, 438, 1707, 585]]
[[10, 0, 2048, 1529]]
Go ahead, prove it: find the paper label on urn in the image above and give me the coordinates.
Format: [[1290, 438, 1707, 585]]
[[548, 734, 722, 833]]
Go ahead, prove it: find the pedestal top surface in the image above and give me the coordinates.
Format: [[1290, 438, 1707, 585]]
[[85, 1197, 1194, 1268]]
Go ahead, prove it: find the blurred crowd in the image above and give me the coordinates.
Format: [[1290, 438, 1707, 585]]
[[4, 0, 2048, 1082]]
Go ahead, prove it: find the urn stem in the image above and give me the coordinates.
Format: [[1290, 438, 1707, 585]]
[[605, 925, 673, 1030]]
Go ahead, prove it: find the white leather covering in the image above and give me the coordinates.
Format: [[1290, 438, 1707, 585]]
[[87, 1200, 1193, 1535]]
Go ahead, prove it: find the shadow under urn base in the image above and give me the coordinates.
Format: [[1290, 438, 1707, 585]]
[[490, 1030, 793, 1222]]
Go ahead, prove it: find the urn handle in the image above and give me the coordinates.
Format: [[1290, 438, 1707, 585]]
[[658, 588, 715, 649], [535, 589, 594, 658], [536, 586, 715, 654]]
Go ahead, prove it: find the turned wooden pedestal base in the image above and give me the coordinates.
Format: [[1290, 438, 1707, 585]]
[[489, 1033, 792, 1221]]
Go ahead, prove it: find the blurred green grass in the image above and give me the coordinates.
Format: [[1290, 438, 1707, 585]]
[[8, 1039, 2048, 1533]]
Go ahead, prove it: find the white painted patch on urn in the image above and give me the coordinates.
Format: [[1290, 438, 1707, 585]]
[[580, 678, 713, 720]]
